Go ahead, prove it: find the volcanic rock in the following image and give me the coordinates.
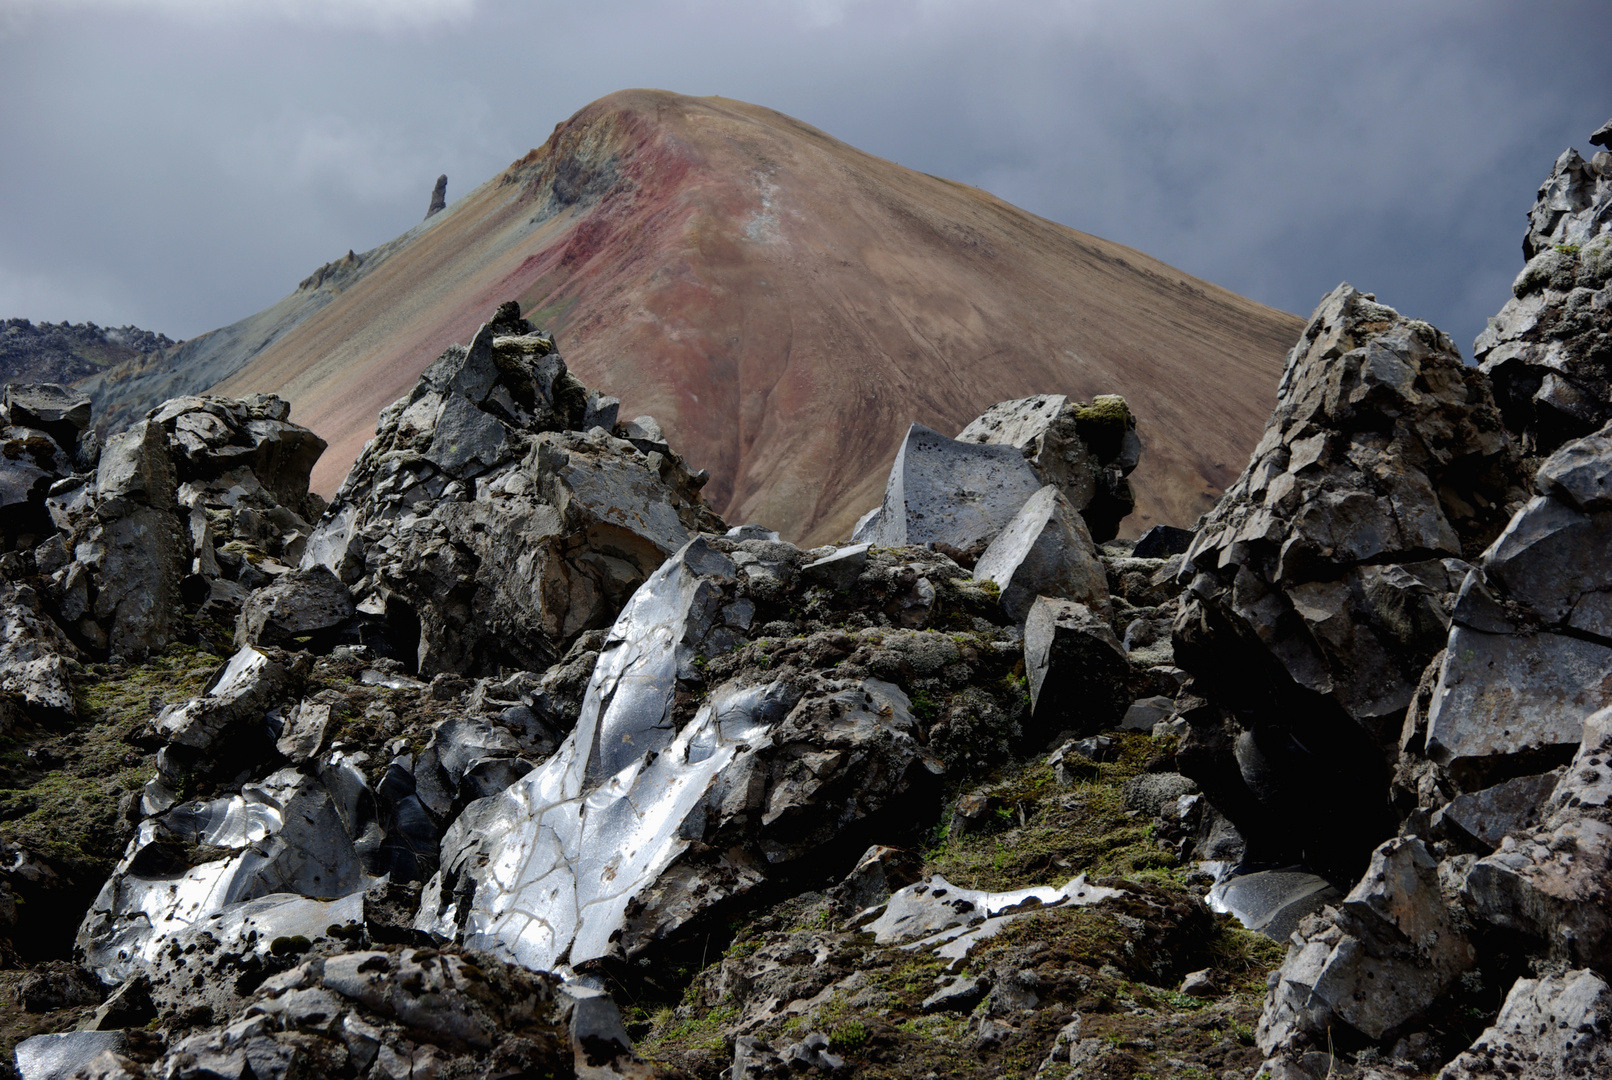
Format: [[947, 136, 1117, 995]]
[[303, 306, 724, 675], [866, 422, 1044, 552], [956, 392, 1141, 542], [1460, 705, 1612, 971], [1024, 597, 1132, 738], [1438, 969, 1612, 1080], [1419, 423, 1612, 790], [1173, 283, 1525, 879], [417, 537, 944, 970], [1475, 117, 1612, 453], [237, 565, 356, 648], [1257, 837, 1473, 1052], [0, 580, 79, 726], [425, 173, 447, 219], [972, 485, 1109, 622]]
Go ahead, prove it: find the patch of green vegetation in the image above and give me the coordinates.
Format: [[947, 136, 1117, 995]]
[[1071, 394, 1133, 427], [926, 734, 1174, 890], [1555, 243, 1581, 254], [0, 644, 220, 873]]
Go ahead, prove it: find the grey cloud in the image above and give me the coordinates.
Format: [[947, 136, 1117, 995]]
[[0, 0, 1608, 354]]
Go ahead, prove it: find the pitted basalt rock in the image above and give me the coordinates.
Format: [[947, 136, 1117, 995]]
[[1460, 705, 1612, 971], [1173, 283, 1525, 878], [1437, 969, 1612, 1080], [1256, 838, 1474, 1053], [1418, 424, 1612, 791], [866, 422, 1044, 554], [0, 579, 80, 726]]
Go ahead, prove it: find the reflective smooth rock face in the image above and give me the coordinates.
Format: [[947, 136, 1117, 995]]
[[419, 538, 937, 973], [78, 766, 380, 984], [1172, 283, 1526, 880], [302, 308, 723, 676], [13, 1031, 128, 1080]]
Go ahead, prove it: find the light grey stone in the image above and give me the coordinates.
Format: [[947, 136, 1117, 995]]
[[973, 485, 1108, 621], [1208, 867, 1339, 942], [0, 581, 78, 722], [1424, 625, 1612, 776], [1119, 695, 1174, 732], [800, 543, 869, 591], [870, 422, 1043, 551], [1120, 772, 1198, 817], [1438, 970, 1612, 1080]]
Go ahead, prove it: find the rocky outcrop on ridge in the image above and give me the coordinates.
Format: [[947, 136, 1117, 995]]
[[0, 318, 177, 389], [302, 300, 725, 676], [425, 173, 447, 219], [1475, 126, 1612, 453]]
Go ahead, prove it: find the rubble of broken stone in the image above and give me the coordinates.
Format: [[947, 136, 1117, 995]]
[[12, 122, 1612, 1078]]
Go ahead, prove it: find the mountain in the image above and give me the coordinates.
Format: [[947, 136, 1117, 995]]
[[1, 318, 177, 387], [82, 89, 1303, 544]]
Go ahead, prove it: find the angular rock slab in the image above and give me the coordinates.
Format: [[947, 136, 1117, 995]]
[[1425, 624, 1612, 779], [13, 1031, 127, 1080], [1258, 838, 1473, 1051], [1024, 597, 1132, 736], [973, 485, 1108, 622], [869, 422, 1043, 551], [236, 564, 356, 648], [1439, 969, 1612, 1080], [1207, 867, 1339, 942], [418, 537, 934, 973], [0, 580, 79, 722], [956, 392, 1141, 542], [1434, 770, 1562, 851]]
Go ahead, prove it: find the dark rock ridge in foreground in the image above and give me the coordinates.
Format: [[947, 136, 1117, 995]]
[[2, 115, 1612, 1080]]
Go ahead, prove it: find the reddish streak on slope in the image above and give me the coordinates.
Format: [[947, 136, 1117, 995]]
[[213, 90, 1303, 545]]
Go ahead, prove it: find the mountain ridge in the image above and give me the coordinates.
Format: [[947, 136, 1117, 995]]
[[81, 89, 1305, 544]]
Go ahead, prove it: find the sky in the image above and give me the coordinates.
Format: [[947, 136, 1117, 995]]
[[0, 0, 1608, 357]]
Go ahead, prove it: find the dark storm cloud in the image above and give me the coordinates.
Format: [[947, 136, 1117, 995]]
[[1, 0, 1608, 354]]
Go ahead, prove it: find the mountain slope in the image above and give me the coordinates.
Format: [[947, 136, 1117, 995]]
[[99, 89, 1305, 544]]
